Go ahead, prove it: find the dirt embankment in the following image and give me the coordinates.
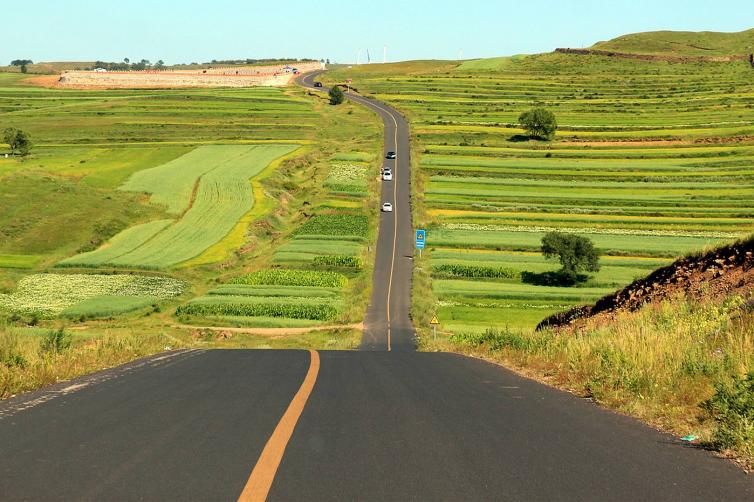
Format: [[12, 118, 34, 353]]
[[555, 48, 749, 63], [537, 237, 754, 331]]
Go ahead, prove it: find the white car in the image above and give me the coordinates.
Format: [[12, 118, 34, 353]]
[[381, 202, 393, 212], [382, 170, 393, 181]]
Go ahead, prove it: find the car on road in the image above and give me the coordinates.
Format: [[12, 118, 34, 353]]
[[381, 202, 393, 212], [313, 82, 323, 88], [385, 151, 396, 159], [382, 169, 393, 181]]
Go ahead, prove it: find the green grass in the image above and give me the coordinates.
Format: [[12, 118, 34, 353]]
[[60, 295, 159, 318], [0, 254, 43, 269], [590, 29, 754, 57]]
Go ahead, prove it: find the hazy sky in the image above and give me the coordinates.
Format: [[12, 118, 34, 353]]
[[2, 0, 752, 64]]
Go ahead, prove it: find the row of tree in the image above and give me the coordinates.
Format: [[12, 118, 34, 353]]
[[90, 59, 165, 71]]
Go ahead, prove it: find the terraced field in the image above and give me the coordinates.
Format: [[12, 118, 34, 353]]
[[1, 70, 383, 333], [325, 54, 754, 332], [59, 145, 298, 269]]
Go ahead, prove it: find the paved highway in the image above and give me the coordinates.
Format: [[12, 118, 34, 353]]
[[1, 72, 753, 501], [299, 71, 415, 351]]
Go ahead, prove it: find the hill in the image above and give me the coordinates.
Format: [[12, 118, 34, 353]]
[[589, 29, 754, 57]]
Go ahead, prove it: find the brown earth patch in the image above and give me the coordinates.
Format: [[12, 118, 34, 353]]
[[537, 237, 754, 331]]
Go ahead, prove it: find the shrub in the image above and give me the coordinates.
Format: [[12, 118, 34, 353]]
[[0, 330, 26, 368], [39, 328, 72, 354], [329, 86, 345, 105], [703, 373, 754, 455]]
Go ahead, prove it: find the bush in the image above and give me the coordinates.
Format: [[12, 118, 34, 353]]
[[3, 127, 32, 156], [541, 232, 600, 282], [518, 108, 557, 139], [703, 373, 754, 454], [39, 328, 72, 354], [329, 86, 345, 105]]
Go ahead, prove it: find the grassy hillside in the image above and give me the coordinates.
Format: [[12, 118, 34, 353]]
[[590, 29, 754, 56], [324, 51, 754, 333]]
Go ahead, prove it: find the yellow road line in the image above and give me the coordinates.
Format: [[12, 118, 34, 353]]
[[237, 350, 320, 502]]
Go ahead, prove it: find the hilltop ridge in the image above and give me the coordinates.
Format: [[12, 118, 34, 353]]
[[587, 28, 754, 57]]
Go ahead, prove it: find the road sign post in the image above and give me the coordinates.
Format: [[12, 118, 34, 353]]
[[415, 229, 426, 257], [430, 315, 440, 342]]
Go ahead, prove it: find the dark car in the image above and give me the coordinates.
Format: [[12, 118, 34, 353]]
[[313, 82, 323, 88], [386, 151, 397, 159]]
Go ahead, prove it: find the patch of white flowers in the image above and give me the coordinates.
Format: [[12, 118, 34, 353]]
[[441, 223, 740, 239], [0, 274, 185, 316], [326, 163, 368, 184]]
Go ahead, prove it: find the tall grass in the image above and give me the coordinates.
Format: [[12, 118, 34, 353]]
[[446, 294, 754, 466], [0, 322, 176, 399]]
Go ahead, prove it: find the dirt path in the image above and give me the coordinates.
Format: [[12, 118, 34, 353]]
[[172, 323, 364, 336]]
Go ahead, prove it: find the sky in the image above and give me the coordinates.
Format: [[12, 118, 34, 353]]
[[1, 0, 752, 65]]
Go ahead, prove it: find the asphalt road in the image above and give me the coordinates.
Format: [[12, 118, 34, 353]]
[[1, 73, 753, 501], [299, 71, 415, 352], [2, 350, 753, 501]]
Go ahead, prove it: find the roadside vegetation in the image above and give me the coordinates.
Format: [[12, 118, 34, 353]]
[[442, 293, 754, 467], [0, 61, 383, 396]]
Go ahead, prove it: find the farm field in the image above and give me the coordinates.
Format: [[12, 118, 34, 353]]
[[0, 69, 383, 338], [325, 52, 754, 332], [59, 144, 298, 269]]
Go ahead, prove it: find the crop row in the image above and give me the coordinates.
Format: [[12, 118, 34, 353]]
[[177, 296, 339, 320], [432, 263, 518, 279], [295, 214, 369, 237], [231, 268, 348, 288]]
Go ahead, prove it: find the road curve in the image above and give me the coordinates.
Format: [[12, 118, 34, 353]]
[[299, 71, 415, 352]]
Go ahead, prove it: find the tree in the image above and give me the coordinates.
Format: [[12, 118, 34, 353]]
[[155, 60, 165, 70], [3, 128, 32, 156], [10, 59, 32, 66], [20, 64, 27, 74], [541, 232, 599, 280], [329, 85, 345, 105], [518, 107, 557, 140], [124, 57, 130, 64]]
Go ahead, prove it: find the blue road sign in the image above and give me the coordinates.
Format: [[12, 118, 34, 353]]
[[415, 229, 426, 249]]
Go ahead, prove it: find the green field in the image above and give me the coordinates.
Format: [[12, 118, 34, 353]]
[[325, 50, 754, 332], [59, 144, 298, 269], [0, 71, 383, 331]]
